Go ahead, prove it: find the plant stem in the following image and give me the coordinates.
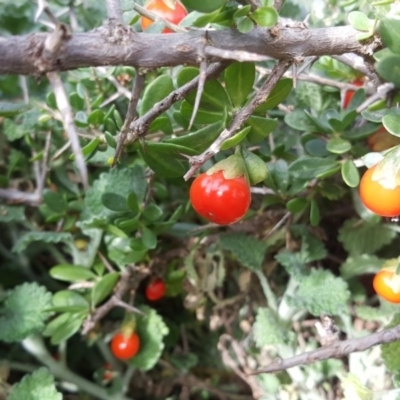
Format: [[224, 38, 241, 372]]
[[254, 269, 277, 312]]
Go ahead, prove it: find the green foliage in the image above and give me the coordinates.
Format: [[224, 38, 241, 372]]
[[219, 233, 267, 271], [13, 232, 73, 254], [129, 306, 169, 371], [8, 368, 62, 400], [295, 269, 350, 316], [381, 313, 400, 373], [253, 308, 288, 347], [338, 219, 397, 256], [0, 283, 53, 342], [0, 204, 25, 222]]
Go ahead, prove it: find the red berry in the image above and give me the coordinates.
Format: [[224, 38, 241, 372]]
[[189, 170, 251, 225], [110, 332, 140, 360], [342, 78, 363, 109], [145, 278, 166, 301]]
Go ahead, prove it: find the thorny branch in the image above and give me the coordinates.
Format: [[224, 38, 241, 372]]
[[121, 61, 230, 145], [81, 265, 147, 335], [183, 60, 292, 180], [250, 323, 400, 375]]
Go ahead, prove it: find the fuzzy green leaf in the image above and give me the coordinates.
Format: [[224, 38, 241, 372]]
[[338, 219, 397, 256], [0, 283, 53, 342], [295, 269, 350, 316], [129, 306, 169, 371], [8, 368, 62, 400], [253, 308, 288, 347], [0, 204, 25, 222], [13, 232, 73, 254], [381, 313, 400, 373], [220, 233, 267, 271]]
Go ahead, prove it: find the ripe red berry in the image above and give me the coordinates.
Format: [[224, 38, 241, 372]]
[[145, 278, 166, 301], [110, 332, 140, 360], [189, 170, 251, 225]]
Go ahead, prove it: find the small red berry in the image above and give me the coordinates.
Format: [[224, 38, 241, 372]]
[[145, 278, 166, 301], [110, 332, 140, 360], [190, 170, 251, 225]]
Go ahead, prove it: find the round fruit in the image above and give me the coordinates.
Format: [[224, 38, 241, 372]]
[[141, 0, 188, 34], [189, 170, 251, 225], [367, 126, 400, 152], [359, 164, 400, 217], [343, 78, 363, 109], [373, 269, 400, 303], [145, 278, 166, 301], [110, 332, 140, 360]]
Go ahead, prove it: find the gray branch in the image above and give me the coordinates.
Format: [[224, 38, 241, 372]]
[[250, 324, 400, 374], [0, 24, 366, 76]]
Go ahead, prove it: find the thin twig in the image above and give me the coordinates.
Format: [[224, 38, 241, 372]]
[[122, 62, 229, 145], [106, 0, 123, 23], [81, 266, 147, 335], [183, 60, 292, 180], [132, 2, 188, 33], [0, 189, 41, 206], [249, 323, 400, 375], [113, 69, 146, 164], [188, 59, 208, 130], [47, 72, 88, 189]]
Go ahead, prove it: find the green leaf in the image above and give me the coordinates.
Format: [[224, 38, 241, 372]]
[[43, 190, 68, 214], [131, 164, 148, 204], [381, 313, 400, 373], [220, 126, 251, 150], [49, 265, 97, 282], [250, 6, 278, 27], [326, 137, 352, 154], [74, 111, 88, 127], [70, 137, 101, 161], [129, 306, 169, 371], [256, 78, 292, 112], [233, 5, 251, 18], [140, 142, 195, 178], [51, 290, 89, 312], [143, 203, 163, 222], [101, 192, 129, 212], [266, 159, 290, 192], [80, 168, 140, 227], [348, 11, 374, 31], [379, 17, 400, 55], [340, 254, 383, 279], [180, 101, 224, 124], [376, 55, 400, 87], [338, 219, 397, 256], [8, 368, 62, 400], [126, 192, 140, 214], [236, 16, 254, 33], [3, 109, 40, 141], [275, 226, 327, 277], [165, 121, 223, 152], [246, 116, 278, 144], [45, 311, 86, 345], [87, 109, 104, 125], [0, 101, 29, 117], [286, 198, 308, 213], [382, 112, 400, 137], [140, 75, 174, 116], [295, 269, 350, 316], [0, 283, 53, 342], [69, 92, 84, 110], [220, 233, 267, 271], [253, 308, 288, 347], [177, 67, 231, 111], [181, 0, 226, 13], [0, 204, 25, 222], [341, 160, 360, 188], [91, 272, 120, 306], [13, 232, 73, 253], [104, 131, 117, 148], [141, 226, 157, 250], [284, 109, 320, 132], [225, 62, 255, 107], [289, 157, 340, 181]]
